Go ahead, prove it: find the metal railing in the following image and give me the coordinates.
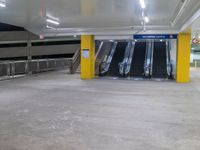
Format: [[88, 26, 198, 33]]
[[0, 47, 81, 80], [191, 60, 200, 68], [0, 58, 72, 80], [69, 48, 80, 74]]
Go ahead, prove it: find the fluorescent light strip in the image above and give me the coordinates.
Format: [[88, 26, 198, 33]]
[[140, 0, 145, 9], [46, 19, 60, 25], [46, 25, 56, 30], [0, 2, 6, 7], [46, 14, 59, 21], [144, 16, 149, 23]]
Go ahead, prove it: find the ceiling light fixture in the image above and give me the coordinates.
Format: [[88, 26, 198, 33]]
[[144, 16, 149, 23], [0, 2, 6, 7], [46, 14, 59, 21], [46, 25, 56, 30], [46, 19, 60, 25], [140, 0, 146, 9]]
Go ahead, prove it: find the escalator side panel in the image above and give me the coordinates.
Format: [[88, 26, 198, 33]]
[[106, 42, 127, 76], [130, 42, 146, 77], [95, 42, 113, 75]]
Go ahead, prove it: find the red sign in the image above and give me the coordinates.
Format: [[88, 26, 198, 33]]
[[192, 38, 200, 44]]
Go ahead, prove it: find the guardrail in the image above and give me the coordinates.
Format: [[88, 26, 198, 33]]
[[69, 48, 80, 74], [191, 60, 200, 68], [0, 58, 73, 80]]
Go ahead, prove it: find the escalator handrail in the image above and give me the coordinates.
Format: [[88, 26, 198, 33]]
[[150, 41, 154, 76], [95, 41, 104, 58], [119, 41, 133, 76], [144, 41, 153, 77], [123, 41, 135, 75], [166, 41, 173, 78], [144, 42, 150, 76], [99, 42, 118, 75]]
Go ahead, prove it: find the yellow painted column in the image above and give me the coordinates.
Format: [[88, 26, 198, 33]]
[[81, 35, 95, 80], [176, 33, 191, 83]]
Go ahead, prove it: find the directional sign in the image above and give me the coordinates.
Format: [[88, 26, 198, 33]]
[[134, 34, 178, 39]]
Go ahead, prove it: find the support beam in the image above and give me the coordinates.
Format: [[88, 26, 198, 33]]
[[81, 35, 95, 79], [176, 33, 191, 83]]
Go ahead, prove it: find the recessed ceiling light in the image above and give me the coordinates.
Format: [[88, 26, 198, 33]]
[[144, 16, 149, 23], [46, 19, 60, 25], [0, 2, 6, 7], [140, 0, 146, 9]]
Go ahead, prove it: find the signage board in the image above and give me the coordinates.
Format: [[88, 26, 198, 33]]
[[134, 34, 178, 40], [82, 49, 90, 58]]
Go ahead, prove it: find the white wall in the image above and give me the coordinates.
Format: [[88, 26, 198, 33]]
[[0, 31, 80, 58]]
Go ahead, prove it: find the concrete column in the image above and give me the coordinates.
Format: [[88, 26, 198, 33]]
[[27, 32, 32, 75], [81, 35, 95, 79], [176, 33, 191, 83]]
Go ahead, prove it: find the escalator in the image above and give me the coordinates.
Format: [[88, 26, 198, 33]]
[[96, 41, 113, 75], [129, 42, 146, 77], [152, 42, 167, 78], [99, 42, 118, 76], [106, 42, 127, 76], [95, 40, 102, 53]]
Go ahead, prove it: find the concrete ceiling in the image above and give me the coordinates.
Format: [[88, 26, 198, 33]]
[[0, 0, 200, 37], [192, 16, 200, 38]]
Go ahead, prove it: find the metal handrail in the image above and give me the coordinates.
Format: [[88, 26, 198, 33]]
[[124, 41, 135, 76], [119, 41, 134, 76], [0, 57, 73, 80], [150, 41, 154, 77], [166, 41, 173, 78], [69, 47, 80, 74], [99, 41, 118, 75], [144, 41, 153, 77], [95, 41, 104, 73], [95, 41, 104, 58]]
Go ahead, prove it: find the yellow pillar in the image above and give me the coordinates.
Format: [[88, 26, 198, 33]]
[[81, 35, 95, 79], [176, 33, 191, 83]]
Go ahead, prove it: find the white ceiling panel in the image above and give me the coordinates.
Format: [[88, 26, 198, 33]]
[[0, 0, 200, 36]]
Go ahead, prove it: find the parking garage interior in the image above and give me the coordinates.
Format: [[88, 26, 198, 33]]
[[1, 0, 200, 149]]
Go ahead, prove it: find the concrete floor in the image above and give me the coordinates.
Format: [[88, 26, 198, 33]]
[[0, 69, 200, 150]]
